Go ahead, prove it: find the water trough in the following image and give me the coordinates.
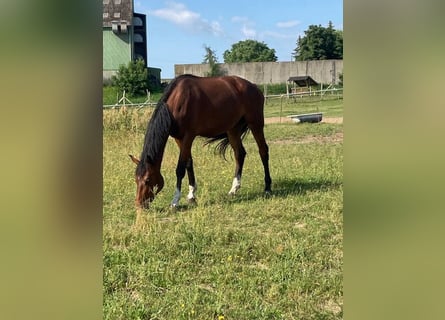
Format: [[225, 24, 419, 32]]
[[287, 112, 323, 124]]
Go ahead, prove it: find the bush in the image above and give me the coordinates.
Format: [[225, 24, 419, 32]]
[[112, 59, 148, 96]]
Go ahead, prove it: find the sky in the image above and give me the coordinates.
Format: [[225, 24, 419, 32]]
[[134, 0, 343, 79]]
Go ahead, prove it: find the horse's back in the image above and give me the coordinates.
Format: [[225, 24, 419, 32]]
[[169, 75, 263, 109], [166, 75, 264, 137]]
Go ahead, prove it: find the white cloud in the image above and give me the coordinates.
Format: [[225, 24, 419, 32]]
[[150, 2, 223, 36], [151, 2, 198, 25], [231, 16, 257, 39], [276, 20, 300, 28], [242, 25, 257, 39], [210, 21, 223, 35]]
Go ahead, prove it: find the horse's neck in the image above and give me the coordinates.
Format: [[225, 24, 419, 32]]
[[142, 130, 169, 167], [152, 154, 164, 170], [149, 140, 167, 169]]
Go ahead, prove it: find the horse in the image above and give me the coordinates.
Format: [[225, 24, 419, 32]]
[[129, 74, 272, 209]]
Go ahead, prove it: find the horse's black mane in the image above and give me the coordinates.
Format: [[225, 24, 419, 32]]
[[135, 75, 197, 176]]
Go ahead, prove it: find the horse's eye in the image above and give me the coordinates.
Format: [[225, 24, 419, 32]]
[[144, 179, 150, 185]]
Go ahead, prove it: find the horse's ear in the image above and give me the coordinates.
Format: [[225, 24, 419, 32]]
[[129, 154, 140, 165]]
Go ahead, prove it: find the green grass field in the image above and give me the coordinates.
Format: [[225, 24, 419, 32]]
[[264, 94, 343, 118], [103, 102, 343, 319]]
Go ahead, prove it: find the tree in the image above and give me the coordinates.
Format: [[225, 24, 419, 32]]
[[202, 45, 224, 77], [223, 40, 277, 63], [112, 59, 148, 96], [293, 21, 343, 61]]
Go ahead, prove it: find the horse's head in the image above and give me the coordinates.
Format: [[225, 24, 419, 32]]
[[129, 155, 164, 208]]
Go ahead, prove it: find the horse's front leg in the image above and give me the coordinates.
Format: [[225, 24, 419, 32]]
[[171, 138, 194, 208], [171, 159, 186, 208]]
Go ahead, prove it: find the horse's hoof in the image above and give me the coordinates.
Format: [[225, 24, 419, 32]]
[[264, 190, 272, 198], [228, 189, 239, 196], [187, 197, 197, 205], [170, 204, 178, 212]]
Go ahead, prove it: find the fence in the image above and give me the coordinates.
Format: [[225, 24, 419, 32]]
[[265, 87, 343, 102], [103, 90, 157, 109], [103, 87, 342, 109]]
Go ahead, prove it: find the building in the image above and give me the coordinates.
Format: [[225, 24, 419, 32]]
[[103, 0, 160, 86]]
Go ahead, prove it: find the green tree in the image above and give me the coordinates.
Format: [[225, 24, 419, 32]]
[[223, 40, 277, 63], [112, 59, 148, 96], [293, 21, 343, 61], [202, 45, 224, 77]]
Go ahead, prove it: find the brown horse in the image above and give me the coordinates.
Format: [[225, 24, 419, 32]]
[[129, 74, 271, 208]]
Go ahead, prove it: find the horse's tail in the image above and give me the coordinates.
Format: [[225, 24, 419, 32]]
[[205, 117, 249, 160]]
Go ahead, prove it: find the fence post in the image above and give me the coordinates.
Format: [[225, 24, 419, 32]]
[[263, 84, 267, 105]]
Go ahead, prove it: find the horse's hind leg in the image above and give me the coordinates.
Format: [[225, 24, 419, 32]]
[[250, 126, 272, 194], [185, 157, 197, 203], [227, 131, 247, 195]]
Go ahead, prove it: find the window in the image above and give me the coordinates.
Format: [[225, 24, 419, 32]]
[[113, 12, 121, 18], [133, 17, 143, 26], [134, 33, 144, 43], [103, 12, 109, 18]]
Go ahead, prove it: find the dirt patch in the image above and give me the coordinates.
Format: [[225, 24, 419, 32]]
[[265, 116, 343, 124], [323, 117, 343, 124]]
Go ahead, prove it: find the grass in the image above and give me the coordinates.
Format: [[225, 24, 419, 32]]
[[103, 102, 343, 319], [264, 95, 343, 118]]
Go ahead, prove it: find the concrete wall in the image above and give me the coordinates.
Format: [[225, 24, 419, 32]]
[[175, 60, 343, 85]]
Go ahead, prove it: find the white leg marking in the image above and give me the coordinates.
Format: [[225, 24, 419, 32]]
[[228, 176, 241, 195], [171, 188, 181, 207], [187, 184, 197, 200]]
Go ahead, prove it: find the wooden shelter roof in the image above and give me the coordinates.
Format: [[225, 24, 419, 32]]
[[287, 76, 318, 87]]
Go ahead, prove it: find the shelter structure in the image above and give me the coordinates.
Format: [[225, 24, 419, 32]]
[[286, 76, 319, 96]]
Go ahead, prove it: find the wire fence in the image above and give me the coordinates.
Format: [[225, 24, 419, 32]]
[[264, 87, 343, 103], [103, 90, 157, 109], [103, 87, 343, 109]]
